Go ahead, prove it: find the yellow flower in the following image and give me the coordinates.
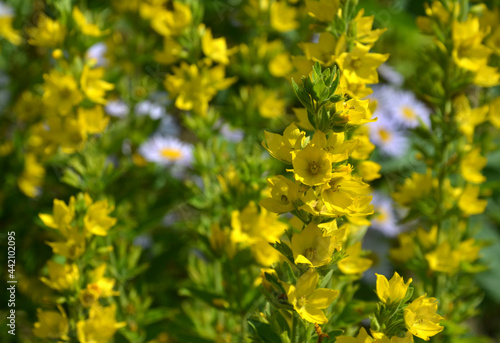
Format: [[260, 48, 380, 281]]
[[77, 304, 126, 343], [392, 169, 433, 207], [425, 241, 460, 274], [151, 2, 192, 37], [336, 42, 389, 84], [39, 197, 75, 233], [165, 62, 236, 116], [357, 161, 381, 181], [42, 70, 83, 116], [376, 272, 412, 304], [338, 242, 372, 274], [416, 225, 437, 250], [404, 295, 444, 341], [270, 1, 299, 32], [202, 27, 232, 65], [73, 7, 108, 37], [256, 88, 286, 119], [46, 227, 86, 259], [262, 123, 305, 163], [284, 269, 338, 324], [154, 37, 182, 65], [291, 223, 338, 267], [231, 202, 287, 265], [452, 17, 491, 72], [17, 154, 45, 198], [352, 10, 387, 46], [269, 52, 293, 77], [84, 198, 117, 236], [33, 307, 69, 340], [80, 264, 119, 307], [260, 175, 300, 214], [40, 261, 79, 291], [78, 106, 110, 135], [458, 184, 487, 216], [457, 238, 480, 263], [291, 145, 333, 186], [390, 233, 415, 262], [27, 13, 66, 47], [460, 148, 486, 184], [300, 32, 342, 67], [305, 0, 339, 23], [454, 94, 488, 143], [335, 98, 376, 125], [81, 65, 114, 104], [371, 330, 414, 343]]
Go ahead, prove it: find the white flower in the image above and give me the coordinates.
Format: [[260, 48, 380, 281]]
[[105, 100, 129, 118], [370, 192, 400, 237], [139, 135, 193, 168], [369, 118, 408, 157], [86, 42, 108, 67], [373, 85, 431, 129], [135, 100, 167, 120]]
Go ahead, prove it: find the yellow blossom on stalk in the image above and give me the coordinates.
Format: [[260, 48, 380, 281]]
[[291, 223, 338, 267], [46, 228, 86, 260], [33, 307, 69, 340], [81, 65, 114, 104], [357, 161, 381, 181], [305, 0, 339, 23], [457, 238, 480, 263], [262, 123, 305, 163], [416, 0, 453, 33], [40, 261, 79, 291], [425, 241, 460, 274], [260, 175, 300, 214], [256, 87, 286, 119], [76, 304, 126, 343], [78, 106, 110, 134], [39, 197, 75, 233], [151, 2, 192, 37], [335, 98, 376, 125], [416, 225, 438, 250], [392, 169, 433, 207], [371, 330, 414, 343], [231, 202, 287, 266], [154, 37, 182, 65], [376, 272, 412, 304], [42, 70, 83, 116], [18, 154, 45, 198], [270, 1, 299, 32], [44, 116, 87, 154], [84, 198, 117, 236], [27, 13, 66, 47], [350, 127, 375, 160], [165, 62, 236, 116], [404, 295, 444, 341], [202, 27, 232, 65], [452, 17, 491, 72], [0, 6, 21, 45], [310, 131, 359, 163], [293, 108, 315, 131], [390, 233, 415, 262], [338, 242, 372, 274], [80, 264, 119, 307], [268, 52, 293, 77], [352, 10, 387, 46], [291, 145, 333, 186], [300, 32, 343, 67], [284, 269, 339, 324], [73, 7, 108, 37], [460, 148, 487, 184], [458, 184, 487, 216], [473, 64, 500, 87], [336, 43, 389, 84], [454, 94, 488, 143]]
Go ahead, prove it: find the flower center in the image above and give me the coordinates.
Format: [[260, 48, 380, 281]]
[[281, 194, 288, 203], [378, 128, 391, 143], [351, 58, 362, 70], [160, 148, 183, 160], [402, 106, 417, 120], [309, 161, 320, 175], [297, 295, 307, 308], [305, 247, 316, 261]]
